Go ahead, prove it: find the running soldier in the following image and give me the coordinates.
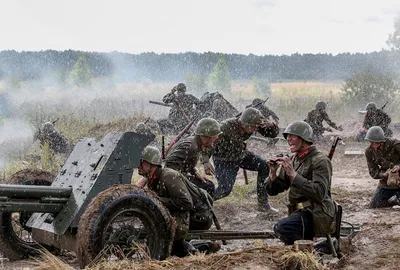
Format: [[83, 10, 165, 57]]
[[212, 107, 279, 211], [266, 121, 336, 246], [304, 101, 342, 141], [364, 126, 400, 208]]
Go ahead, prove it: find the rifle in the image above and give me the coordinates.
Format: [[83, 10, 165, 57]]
[[236, 97, 269, 118], [163, 116, 199, 156], [328, 137, 341, 160], [381, 101, 389, 110], [149, 100, 172, 108]]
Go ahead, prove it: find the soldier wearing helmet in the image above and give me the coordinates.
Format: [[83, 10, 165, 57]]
[[265, 121, 336, 247], [137, 146, 195, 257], [160, 82, 201, 134], [212, 107, 280, 212], [252, 98, 280, 124], [37, 121, 72, 154], [304, 101, 342, 141], [364, 126, 400, 208], [165, 118, 222, 197], [357, 102, 392, 141]]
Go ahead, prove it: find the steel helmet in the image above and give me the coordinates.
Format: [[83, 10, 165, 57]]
[[316, 101, 327, 110], [283, 121, 314, 143], [195, 118, 222, 137], [365, 102, 377, 111], [365, 126, 385, 142], [140, 146, 162, 166], [239, 108, 264, 126]]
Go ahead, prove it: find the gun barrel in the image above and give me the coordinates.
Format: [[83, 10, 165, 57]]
[[187, 230, 276, 241], [149, 100, 172, 107], [0, 184, 72, 199]]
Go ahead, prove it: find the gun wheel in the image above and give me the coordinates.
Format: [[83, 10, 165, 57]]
[[0, 169, 56, 260], [77, 185, 175, 269]]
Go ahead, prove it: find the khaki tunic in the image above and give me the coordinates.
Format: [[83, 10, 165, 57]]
[[147, 167, 193, 239], [365, 138, 400, 189], [213, 118, 279, 161], [266, 146, 336, 235], [165, 135, 210, 175], [304, 109, 338, 136], [363, 109, 391, 135]]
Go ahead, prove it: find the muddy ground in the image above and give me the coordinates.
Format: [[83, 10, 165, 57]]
[[2, 136, 400, 269]]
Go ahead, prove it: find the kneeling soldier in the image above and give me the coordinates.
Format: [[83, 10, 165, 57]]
[[365, 126, 400, 208], [266, 121, 336, 245]]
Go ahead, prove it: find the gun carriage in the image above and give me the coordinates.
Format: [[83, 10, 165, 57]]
[[0, 132, 358, 268]]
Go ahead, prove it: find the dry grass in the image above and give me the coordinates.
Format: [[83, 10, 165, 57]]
[[31, 245, 323, 270], [31, 250, 74, 270]]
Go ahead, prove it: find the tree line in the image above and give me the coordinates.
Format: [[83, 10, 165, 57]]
[[0, 49, 399, 83]]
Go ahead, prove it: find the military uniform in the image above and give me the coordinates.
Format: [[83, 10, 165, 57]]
[[165, 135, 215, 196], [212, 113, 279, 205], [365, 138, 400, 208], [363, 109, 392, 137], [304, 109, 339, 139], [160, 83, 200, 133], [38, 122, 71, 154], [266, 145, 336, 244]]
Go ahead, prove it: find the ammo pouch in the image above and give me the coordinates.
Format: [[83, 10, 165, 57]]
[[183, 178, 214, 230]]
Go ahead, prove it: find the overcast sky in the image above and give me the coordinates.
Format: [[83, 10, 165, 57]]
[[1, 0, 400, 55]]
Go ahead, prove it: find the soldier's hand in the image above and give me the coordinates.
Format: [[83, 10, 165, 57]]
[[203, 162, 215, 176], [259, 120, 276, 129], [276, 156, 297, 182]]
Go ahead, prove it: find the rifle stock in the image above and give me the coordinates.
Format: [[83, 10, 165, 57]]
[[328, 137, 341, 160], [163, 116, 198, 156]]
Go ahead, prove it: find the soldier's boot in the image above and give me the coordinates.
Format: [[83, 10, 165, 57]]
[[388, 194, 400, 206], [314, 238, 339, 255], [257, 200, 279, 213], [191, 240, 221, 254], [171, 239, 198, 257]]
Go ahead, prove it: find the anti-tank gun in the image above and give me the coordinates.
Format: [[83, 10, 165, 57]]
[[0, 132, 361, 268]]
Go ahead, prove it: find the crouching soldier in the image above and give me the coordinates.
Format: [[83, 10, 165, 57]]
[[213, 107, 279, 212], [137, 146, 196, 257], [265, 121, 336, 246], [165, 117, 221, 197], [137, 146, 219, 256], [364, 126, 400, 208]]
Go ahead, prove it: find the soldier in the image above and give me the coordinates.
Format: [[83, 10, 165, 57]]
[[252, 98, 279, 124], [137, 146, 219, 255], [159, 83, 201, 133], [137, 146, 196, 257], [357, 102, 392, 141], [364, 126, 400, 208], [266, 121, 336, 246], [304, 101, 342, 141], [135, 122, 156, 142], [165, 117, 221, 197], [212, 107, 279, 211], [37, 122, 71, 154]]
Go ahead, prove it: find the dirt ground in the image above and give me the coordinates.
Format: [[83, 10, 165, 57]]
[[2, 135, 400, 269]]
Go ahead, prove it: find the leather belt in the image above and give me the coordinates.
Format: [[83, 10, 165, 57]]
[[295, 200, 312, 210]]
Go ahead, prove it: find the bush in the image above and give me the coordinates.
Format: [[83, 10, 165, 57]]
[[341, 70, 399, 105]]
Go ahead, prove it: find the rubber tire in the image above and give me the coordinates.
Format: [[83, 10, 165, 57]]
[[0, 169, 55, 261], [76, 185, 175, 269]]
